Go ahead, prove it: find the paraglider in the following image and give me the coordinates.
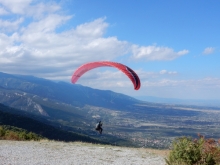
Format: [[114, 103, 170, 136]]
[[71, 61, 140, 135], [95, 121, 103, 134], [71, 61, 141, 90]]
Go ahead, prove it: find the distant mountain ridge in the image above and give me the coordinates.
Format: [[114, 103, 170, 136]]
[[1, 72, 220, 148], [0, 72, 141, 116], [0, 71, 137, 146], [136, 96, 220, 107]]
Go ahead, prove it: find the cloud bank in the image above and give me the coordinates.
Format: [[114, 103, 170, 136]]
[[0, 0, 188, 81]]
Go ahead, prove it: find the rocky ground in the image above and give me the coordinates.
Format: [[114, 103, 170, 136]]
[[0, 140, 168, 165]]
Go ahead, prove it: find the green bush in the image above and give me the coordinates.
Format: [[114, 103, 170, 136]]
[[0, 126, 6, 137], [0, 125, 44, 141], [166, 134, 220, 165]]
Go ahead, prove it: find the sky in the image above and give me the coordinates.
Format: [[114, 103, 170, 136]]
[[0, 0, 220, 100]]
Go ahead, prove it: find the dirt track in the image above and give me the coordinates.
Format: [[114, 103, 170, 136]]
[[0, 140, 167, 165]]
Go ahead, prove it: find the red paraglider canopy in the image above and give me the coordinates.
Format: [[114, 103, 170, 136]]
[[71, 61, 141, 90]]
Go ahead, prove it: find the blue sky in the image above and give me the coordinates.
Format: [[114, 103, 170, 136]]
[[0, 0, 220, 100]]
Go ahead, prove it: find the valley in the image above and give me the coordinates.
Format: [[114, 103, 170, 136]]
[[64, 103, 220, 149], [1, 72, 220, 149]]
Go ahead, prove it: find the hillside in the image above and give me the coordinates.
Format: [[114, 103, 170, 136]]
[[0, 71, 143, 146], [0, 103, 107, 144], [0, 72, 140, 114]]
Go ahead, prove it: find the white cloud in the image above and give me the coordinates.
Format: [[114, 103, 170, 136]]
[[203, 47, 215, 55], [0, 33, 12, 48], [0, 0, 32, 14], [159, 70, 177, 75], [0, 0, 61, 19], [142, 77, 220, 89], [159, 70, 167, 74], [0, 14, 128, 78], [26, 2, 61, 19], [22, 14, 71, 34], [137, 77, 220, 100], [0, 7, 8, 15], [131, 45, 189, 61], [0, 18, 23, 32], [75, 18, 108, 38]]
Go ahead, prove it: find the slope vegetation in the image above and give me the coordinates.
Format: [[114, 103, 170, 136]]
[[0, 103, 107, 144]]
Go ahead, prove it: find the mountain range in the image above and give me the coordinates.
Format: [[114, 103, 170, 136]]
[[0, 71, 142, 146], [136, 96, 220, 107], [0, 72, 141, 116], [1, 71, 220, 148]]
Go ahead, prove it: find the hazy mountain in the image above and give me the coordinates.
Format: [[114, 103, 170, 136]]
[[136, 96, 220, 107], [0, 72, 141, 116], [1, 72, 220, 148], [0, 72, 140, 146]]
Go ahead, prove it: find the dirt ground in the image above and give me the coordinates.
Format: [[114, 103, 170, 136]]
[[0, 140, 168, 165]]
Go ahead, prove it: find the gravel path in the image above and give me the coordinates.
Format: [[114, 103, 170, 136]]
[[0, 140, 166, 165]]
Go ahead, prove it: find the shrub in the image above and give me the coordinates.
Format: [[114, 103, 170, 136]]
[[0, 125, 44, 141], [165, 134, 220, 165], [0, 126, 6, 137], [5, 131, 20, 140]]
